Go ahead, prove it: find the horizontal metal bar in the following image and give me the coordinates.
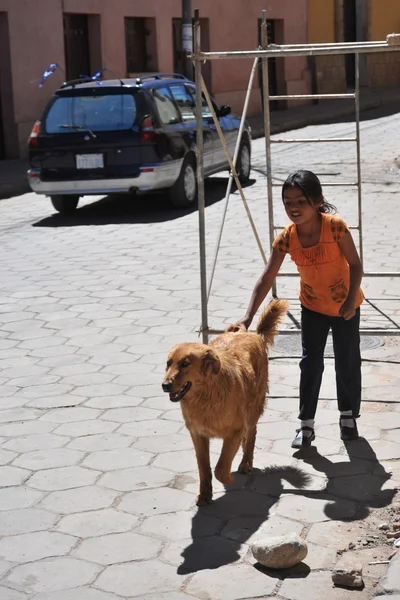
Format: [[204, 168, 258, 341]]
[[361, 272, 400, 277], [271, 138, 357, 143], [207, 327, 400, 336], [271, 182, 359, 187], [276, 272, 400, 277], [273, 224, 360, 230], [278, 328, 400, 336], [269, 93, 356, 100], [271, 41, 387, 49], [195, 41, 400, 60]]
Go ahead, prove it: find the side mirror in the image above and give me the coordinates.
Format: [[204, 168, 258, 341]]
[[219, 104, 231, 117]]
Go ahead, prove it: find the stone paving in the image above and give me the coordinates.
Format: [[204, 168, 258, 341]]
[[0, 111, 399, 599]]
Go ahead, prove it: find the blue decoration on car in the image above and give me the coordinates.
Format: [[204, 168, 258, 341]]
[[79, 68, 107, 85], [39, 63, 59, 88]]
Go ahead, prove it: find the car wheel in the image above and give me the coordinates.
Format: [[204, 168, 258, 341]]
[[237, 139, 251, 184], [50, 195, 80, 213], [169, 155, 197, 208]]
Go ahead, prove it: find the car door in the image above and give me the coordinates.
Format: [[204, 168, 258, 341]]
[[147, 85, 186, 164], [186, 85, 237, 171], [169, 83, 214, 172], [212, 109, 239, 170]]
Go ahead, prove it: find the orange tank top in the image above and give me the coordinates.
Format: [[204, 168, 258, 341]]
[[272, 213, 364, 316]]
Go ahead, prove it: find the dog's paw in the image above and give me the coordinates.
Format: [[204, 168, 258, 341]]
[[196, 492, 212, 506], [214, 468, 235, 485], [238, 461, 252, 475]]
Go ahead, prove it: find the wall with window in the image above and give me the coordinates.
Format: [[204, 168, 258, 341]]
[[0, 0, 310, 159]]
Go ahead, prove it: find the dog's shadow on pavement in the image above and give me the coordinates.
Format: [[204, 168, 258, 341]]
[[178, 466, 311, 574], [178, 438, 396, 574]]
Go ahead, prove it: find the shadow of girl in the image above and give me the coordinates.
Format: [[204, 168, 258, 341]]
[[289, 437, 397, 520]]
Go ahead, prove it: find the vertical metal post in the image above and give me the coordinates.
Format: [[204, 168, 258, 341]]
[[182, 0, 193, 79], [261, 11, 276, 296], [207, 57, 260, 301], [355, 51, 363, 264], [194, 10, 209, 344]]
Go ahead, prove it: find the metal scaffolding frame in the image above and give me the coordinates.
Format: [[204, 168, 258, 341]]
[[192, 9, 400, 344]]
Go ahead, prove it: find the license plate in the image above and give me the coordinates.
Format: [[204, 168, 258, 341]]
[[76, 154, 104, 169]]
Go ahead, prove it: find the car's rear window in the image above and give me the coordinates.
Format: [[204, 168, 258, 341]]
[[45, 94, 137, 133]]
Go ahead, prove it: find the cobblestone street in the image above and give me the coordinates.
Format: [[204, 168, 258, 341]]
[[0, 109, 399, 599]]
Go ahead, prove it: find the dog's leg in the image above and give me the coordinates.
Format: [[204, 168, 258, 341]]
[[190, 431, 213, 506], [238, 425, 257, 474], [214, 432, 242, 485]]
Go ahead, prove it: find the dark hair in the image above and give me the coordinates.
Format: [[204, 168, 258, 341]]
[[282, 170, 337, 214]]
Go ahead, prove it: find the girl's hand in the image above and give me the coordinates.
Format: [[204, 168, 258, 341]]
[[339, 299, 356, 320], [226, 316, 252, 332]]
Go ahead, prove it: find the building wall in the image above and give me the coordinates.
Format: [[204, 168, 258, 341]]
[[308, 0, 336, 43], [0, 0, 310, 159], [368, 0, 400, 89], [307, 0, 400, 93], [0, 0, 65, 158], [369, 0, 400, 39], [307, 0, 346, 94]]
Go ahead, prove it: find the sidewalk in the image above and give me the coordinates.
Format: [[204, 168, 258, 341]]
[[248, 84, 400, 139], [0, 86, 399, 201]]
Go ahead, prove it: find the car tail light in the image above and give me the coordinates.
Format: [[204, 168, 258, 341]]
[[28, 121, 41, 149], [140, 116, 156, 143]]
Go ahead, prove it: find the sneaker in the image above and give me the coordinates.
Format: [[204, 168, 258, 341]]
[[291, 427, 315, 449], [340, 417, 359, 441]]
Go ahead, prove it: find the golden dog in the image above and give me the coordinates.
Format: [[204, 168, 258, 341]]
[[162, 299, 288, 505]]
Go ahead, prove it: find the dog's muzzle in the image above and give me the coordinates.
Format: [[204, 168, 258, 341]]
[[162, 381, 192, 402], [162, 381, 173, 393]]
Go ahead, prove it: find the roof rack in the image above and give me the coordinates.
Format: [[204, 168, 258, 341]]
[[135, 73, 188, 84], [59, 78, 98, 89]]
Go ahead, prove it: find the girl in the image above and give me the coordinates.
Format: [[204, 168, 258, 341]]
[[230, 170, 364, 449]]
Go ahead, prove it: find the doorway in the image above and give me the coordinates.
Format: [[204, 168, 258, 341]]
[[63, 14, 91, 81], [258, 19, 279, 110], [343, 0, 357, 88]]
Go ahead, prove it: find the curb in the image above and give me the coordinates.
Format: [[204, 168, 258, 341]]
[[0, 180, 30, 201]]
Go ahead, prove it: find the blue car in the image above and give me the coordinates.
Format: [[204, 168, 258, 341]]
[[27, 73, 252, 212]]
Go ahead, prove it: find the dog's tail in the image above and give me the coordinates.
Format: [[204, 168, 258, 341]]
[[256, 298, 289, 347]]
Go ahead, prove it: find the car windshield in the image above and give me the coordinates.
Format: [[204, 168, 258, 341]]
[[45, 94, 137, 133]]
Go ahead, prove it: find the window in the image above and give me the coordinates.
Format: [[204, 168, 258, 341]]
[[151, 87, 180, 125], [186, 86, 213, 119], [45, 94, 137, 133], [125, 17, 157, 74], [169, 84, 196, 122]]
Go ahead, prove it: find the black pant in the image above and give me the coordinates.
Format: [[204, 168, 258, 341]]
[[299, 305, 361, 420]]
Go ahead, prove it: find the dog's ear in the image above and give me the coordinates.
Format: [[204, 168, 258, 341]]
[[202, 349, 221, 374]]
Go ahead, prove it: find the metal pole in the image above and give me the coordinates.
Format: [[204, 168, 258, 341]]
[[182, 0, 193, 79], [207, 57, 260, 301], [355, 52, 363, 264], [261, 11, 276, 296], [201, 74, 267, 266], [196, 42, 398, 60], [194, 10, 209, 344]]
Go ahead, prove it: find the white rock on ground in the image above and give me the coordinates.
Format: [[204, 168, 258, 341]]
[[251, 532, 308, 569], [332, 556, 363, 588]]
